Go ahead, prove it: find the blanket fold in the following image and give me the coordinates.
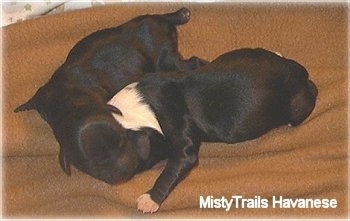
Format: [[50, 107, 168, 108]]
[[3, 3, 348, 218]]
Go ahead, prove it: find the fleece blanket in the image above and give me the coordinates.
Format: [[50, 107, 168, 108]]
[[3, 3, 348, 219], [2, 0, 106, 27]]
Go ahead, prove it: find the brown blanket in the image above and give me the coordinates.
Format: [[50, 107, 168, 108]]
[[3, 3, 348, 219]]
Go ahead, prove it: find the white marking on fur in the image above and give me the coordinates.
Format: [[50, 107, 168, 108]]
[[108, 82, 164, 135], [137, 193, 160, 214], [273, 51, 283, 57]]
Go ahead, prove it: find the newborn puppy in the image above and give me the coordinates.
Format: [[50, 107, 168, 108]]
[[107, 48, 318, 213], [14, 8, 207, 178]]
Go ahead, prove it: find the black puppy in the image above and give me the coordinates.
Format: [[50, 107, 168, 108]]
[[14, 8, 207, 182], [106, 48, 318, 213]]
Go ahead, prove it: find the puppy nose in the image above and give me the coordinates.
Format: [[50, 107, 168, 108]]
[[307, 80, 318, 99]]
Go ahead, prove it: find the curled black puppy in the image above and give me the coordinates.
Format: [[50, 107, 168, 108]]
[[14, 8, 207, 182], [107, 48, 318, 213]]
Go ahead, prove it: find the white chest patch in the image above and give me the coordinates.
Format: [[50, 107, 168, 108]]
[[108, 82, 164, 135]]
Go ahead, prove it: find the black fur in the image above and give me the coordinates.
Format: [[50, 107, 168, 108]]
[[115, 48, 318, 209], [14, 8, 208, 180]]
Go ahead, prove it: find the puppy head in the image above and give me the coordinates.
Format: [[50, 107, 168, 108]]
[[58, 100, 155, 184], [16, 83, 148, 184], [288, 80, 318, 126], [58, 106, 145, 184], [61, 82, 162, 184], [283, 60, 318, 126]]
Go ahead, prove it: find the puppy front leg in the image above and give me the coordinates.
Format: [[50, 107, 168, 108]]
[[137, 140, 199, 213]]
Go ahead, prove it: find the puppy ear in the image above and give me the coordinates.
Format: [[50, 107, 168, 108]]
[[127, 130, 150, 161], [59, 149, 71, 176], [288, 81, 318, 126], [14, 82, 56, 113], [14, 99, 36, 112], [106, 104, 123, 116]]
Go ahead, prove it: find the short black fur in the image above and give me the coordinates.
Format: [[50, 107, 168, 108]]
[[126, 48, 318, 209], [14, 8, 208, 182]]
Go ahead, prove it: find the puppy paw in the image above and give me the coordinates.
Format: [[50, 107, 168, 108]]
[[180, 8, 191, 21], [137, 194, 160, 214], [174, 7, 190, 24]]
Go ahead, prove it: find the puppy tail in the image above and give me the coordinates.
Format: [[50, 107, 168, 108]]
[[161, 7, 190, 26]]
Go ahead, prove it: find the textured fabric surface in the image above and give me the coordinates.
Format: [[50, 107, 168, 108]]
[[3, 3, 348, 219], [2, 0, 105, 27]]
